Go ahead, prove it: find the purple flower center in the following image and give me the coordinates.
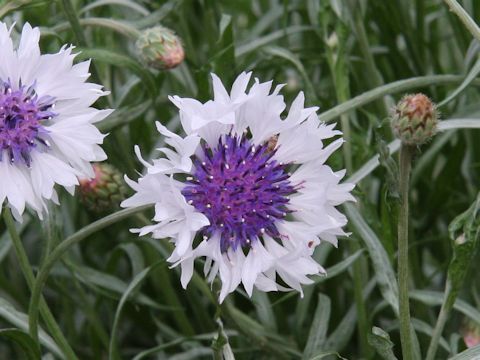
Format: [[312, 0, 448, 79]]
[[182, 135, 295, 252], [0, 80, 56, 166]]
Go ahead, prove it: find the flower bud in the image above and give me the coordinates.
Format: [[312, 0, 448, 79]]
[[391, 93, 438, 146], [136, 26, 184, 70], [79, 163, 128, 213], [462, 319, 480, 348]]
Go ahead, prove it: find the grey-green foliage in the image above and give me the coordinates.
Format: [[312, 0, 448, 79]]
[[1, 0, 480, 359], [368, 327, 397, 360], [447, 192, 480, 303]]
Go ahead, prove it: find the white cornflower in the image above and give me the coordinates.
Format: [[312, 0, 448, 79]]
[[122, 72, 354, 302], [0, 22, 111, 220]]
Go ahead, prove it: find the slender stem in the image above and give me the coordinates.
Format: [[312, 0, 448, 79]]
[[3, 208, 79, 360], [212, 309, 225, 360], [61, 0, 88, 46], [61, 0, 104, 93], [398, 145, 414, 360], [444, 0, 480, 42], [326, 34, 370, 356], [146, 250, 196, 336], [425, 283, 453, 360], [28, 205, 151, 348], [346, 0, 387, 117]]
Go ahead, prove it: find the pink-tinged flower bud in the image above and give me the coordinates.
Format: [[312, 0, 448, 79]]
[[462, 319, 480, 348], [391, 93, 438, 145], [136, 26, 184, 70], [79, 163, 128, 213]]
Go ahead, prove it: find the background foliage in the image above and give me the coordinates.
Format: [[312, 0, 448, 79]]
[[1, 0, 480, 359]]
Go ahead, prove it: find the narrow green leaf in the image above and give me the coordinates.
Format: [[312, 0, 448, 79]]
[[263, 46, 318, 102], [109, 261, 164, 360], [303, 294, 331, 359], [53, 17, 140, 38], [324, 280, 375, 352], [213, 14, 235, 83], [411, 318, 450, 352], [438, 119, 480, 131], [367, 327, 397, 360], [132, 0, 179, 29], [97, 101, 150, 132], [0, 216, 29, 264], [0, 297, 62, 358], [252, 291, 277, 331], [117, 242, 145, 276], [444, 0, 480, 42], [225, 304, 301, 358], [344, 203, 399, 314], [75, 48, 157, 98], [236, 25, 313, 57], [446, 193, 480, 304], [438, 57, 480, 107], [318, 75, 470, 123], [309, 351, 348, 360], [0, 329, 41, 360], [411, 290, 480, 324], [348, 119, 480, 185], [80, 0, 149, 16], [320, 250, 365, 282], [69, 264, 170, 310], [0, 0, 51, 18], [448, 344, 480, 360]]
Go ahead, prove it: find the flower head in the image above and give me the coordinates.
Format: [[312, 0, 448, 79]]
[[122, 72, 354, 302], [0, 22, 111, 220]]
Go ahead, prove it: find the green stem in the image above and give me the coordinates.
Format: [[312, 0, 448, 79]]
[[212, 309, 225, 360], [346, 0, 387, 116], [327, 37, 370, 357], [3, 208, 79, 360], [61, 0, 88, 46], [425, 283, 453, 360], [444, 0, 480, 42], [398, 145, 414, 360], [145, 250, 196, 336], [28, 205, 151, 347], [61, 0, 105, 93]]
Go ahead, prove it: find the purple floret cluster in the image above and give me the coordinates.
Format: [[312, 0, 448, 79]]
[[182, 134, 295, 252], [0, 80, 55, 166]]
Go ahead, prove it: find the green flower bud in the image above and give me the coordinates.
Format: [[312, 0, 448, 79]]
[[391, 93, 438, 146], [136, 26, 184, 70], [79, 163, 128, 213]]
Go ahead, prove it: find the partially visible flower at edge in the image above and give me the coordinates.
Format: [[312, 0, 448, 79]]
[[0, 22, 111, 221], [121, 72, 355, 302]]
